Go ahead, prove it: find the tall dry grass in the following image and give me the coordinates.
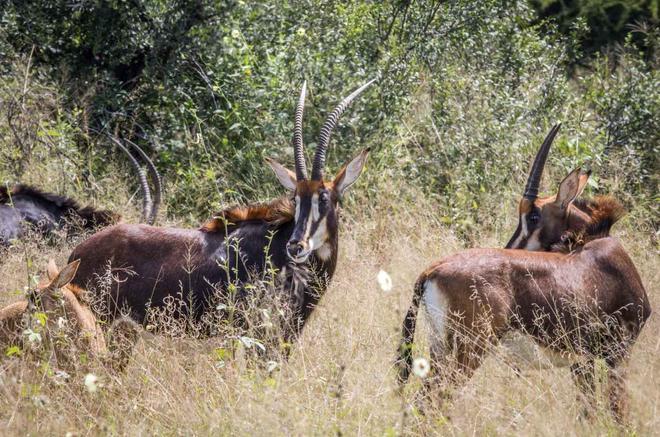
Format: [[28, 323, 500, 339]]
[[0, 179, 657, 436]]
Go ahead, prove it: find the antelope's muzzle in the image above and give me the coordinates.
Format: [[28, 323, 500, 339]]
[[286, 239, 311, 263]]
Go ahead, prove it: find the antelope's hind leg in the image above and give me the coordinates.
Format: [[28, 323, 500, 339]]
[[570, 359, 596, 420], [423, 324, 490, 416], [603, 338, 633, 425]]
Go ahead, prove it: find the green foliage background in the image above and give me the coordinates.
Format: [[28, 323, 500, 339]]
[[0, 0, 657, 234]]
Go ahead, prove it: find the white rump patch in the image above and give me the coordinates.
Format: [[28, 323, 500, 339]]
[[423, 281, 449, 351]]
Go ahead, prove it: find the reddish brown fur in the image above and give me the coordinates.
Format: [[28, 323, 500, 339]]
[[508, 168, 593, 251], [401, 189, 648, 423], [400, 238, 649, 422], [552, 196, 626, 253], [0, 261, 108, 359], [201, 197, 294, 232]]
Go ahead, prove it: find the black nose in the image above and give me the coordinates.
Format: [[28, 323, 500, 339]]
[[287, 240, 303, 257]]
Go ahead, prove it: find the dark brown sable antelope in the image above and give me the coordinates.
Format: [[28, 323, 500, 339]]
[[0, 138, 161, 246], [66, 79, 375, 340], [397, 125, 651, 422]]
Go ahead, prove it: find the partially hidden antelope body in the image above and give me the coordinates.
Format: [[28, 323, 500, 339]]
[[0, 259, 139, 370], [398, 125, 651, 421], [0, 137, 161, 247], [66, 79, 375, 341]]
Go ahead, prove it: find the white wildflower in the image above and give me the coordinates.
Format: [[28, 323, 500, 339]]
[[53, 370, 71, 385], [296, 27, 306, 37], [412, 357, 430, 379], [239, 336, 266, 352], [377, 270, 393, 292], [23, 328, 41, 344], [32, 394, 49, 407], [231, 29, 241, 39], [84, 373, 99, 393]]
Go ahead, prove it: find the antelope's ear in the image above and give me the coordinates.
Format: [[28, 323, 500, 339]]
[[555, 167, 585, 210], [333, 148, 370, 196], [577, 168, 591, 197], [46, 259, 59, 281], [51, 259, 81, 290], [266, 158, 297, 191]]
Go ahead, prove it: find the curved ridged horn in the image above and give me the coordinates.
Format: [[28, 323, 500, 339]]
[[124, 138, 162, 225], [106, 135, 153, 223], [293, 81, 308, 180], [523, 123, 561, 200], [311, 78, 377, 180]]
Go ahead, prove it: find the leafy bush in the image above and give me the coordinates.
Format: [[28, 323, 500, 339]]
[[530, 0, 659, 62], [0, 0, 657, 231]]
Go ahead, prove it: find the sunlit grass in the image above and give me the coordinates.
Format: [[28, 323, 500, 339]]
[[0, 188, 656, 435]]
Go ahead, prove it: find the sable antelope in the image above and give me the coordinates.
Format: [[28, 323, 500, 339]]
[[0, 138, 161, 247], [506, 124, 594, 251], [0, 260, 106, 360], [0, 259, 140, 370], [66, 79, 376, 341], [397, 126, 651, 422]]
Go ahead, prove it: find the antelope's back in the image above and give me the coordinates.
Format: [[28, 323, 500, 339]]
[[67, 220, 294, 322], [580, 237, 651, 326], [423, 241, 650, 325]]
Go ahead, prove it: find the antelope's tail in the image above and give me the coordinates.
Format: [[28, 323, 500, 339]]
[[397, 275, 426, 385]]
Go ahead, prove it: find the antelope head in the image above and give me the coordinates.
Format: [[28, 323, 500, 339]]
[[506, 124, 592, 250], [266, 79, 375, 263], [28, 259, 81, 314], [27, 259, 108, 357]]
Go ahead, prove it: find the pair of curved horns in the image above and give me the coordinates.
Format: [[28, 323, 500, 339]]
[[105, 134, 162, 225], [292, 78, 377, 181], [523, 123, 561, 200]]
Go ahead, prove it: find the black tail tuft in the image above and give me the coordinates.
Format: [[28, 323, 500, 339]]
[[397, 276, 426, 386]]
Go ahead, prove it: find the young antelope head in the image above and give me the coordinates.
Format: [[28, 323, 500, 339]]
[[266, 80, 374, 263], [28, 259, 81, 314], [506, 124, 591, 250]]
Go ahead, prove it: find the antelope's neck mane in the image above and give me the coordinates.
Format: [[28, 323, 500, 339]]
[[200, 196, 294, 233], [1, 184, 81, 210], [554, 195, 626, 252], [0, 184, 118, 227]]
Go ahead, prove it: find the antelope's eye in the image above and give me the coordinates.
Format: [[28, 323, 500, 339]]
[[528, 212, 540, 224]]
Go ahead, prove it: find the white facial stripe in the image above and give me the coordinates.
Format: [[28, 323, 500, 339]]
[[524, 228, 542, 251], [311, 194, 320, 221], [304, 200, 313, 239], [297, 193, 318, 244], [508, 213, 528, 248], [315, 241, 332, 260], [295, 195, 301, 221], [520, 213, 529, 237], [293, 193, 330, 259], [308, 217, 327, 250]]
